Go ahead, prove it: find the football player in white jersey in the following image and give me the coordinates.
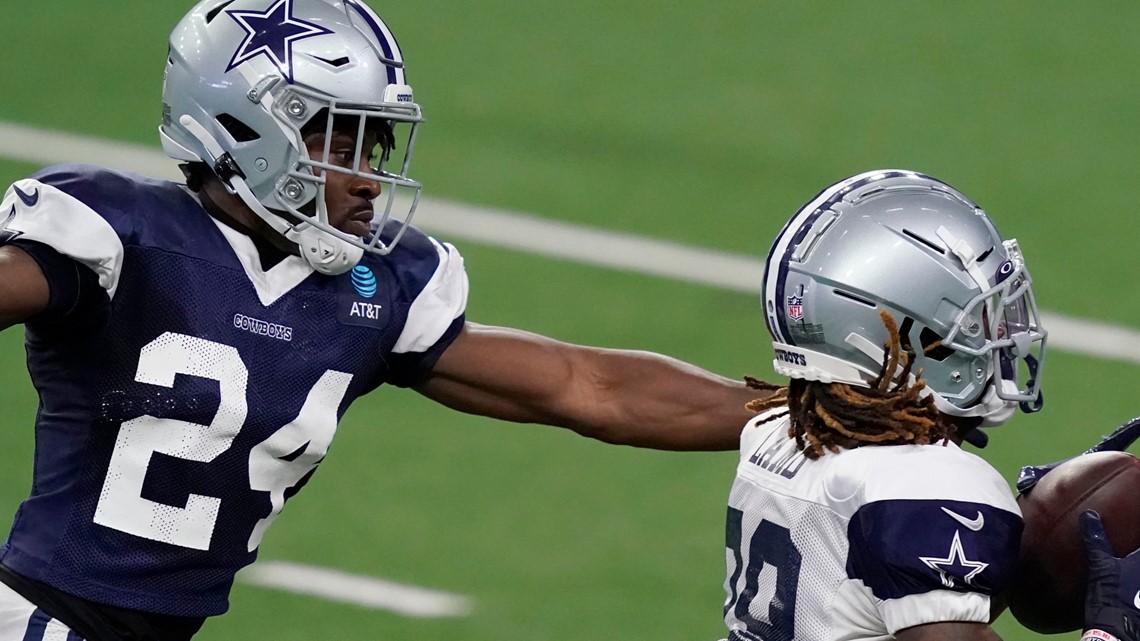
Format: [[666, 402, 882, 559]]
[[723, 170, 1048, 640], [0, 1, 762, 639]]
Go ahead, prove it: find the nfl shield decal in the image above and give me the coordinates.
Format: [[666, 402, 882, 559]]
[[787, 294, 804, 321]]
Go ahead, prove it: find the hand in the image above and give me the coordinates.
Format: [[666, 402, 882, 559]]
[[1017, 418, 1140, 494], [1081, 511, 1140, 641]]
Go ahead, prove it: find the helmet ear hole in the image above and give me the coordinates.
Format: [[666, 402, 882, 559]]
[[898, 317, 915, 353], [215, 114, 260, 143], [900, 316, 955, 362], [920, 327, 955, 362]]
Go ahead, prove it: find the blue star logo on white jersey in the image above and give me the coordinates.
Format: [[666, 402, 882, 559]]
[[226, 0, 333, 83], [919, 530, 989, 588]]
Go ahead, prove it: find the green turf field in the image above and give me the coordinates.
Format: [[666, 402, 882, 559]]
[[2, 2, 1138, 640]]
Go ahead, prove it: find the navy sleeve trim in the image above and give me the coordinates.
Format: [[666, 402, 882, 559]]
[[384, 314, 466, 388], [846, 498, 1022, 600], [8, 239, 108, 323]]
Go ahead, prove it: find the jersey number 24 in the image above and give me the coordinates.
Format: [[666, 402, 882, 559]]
[[92, 332, 352, 552]]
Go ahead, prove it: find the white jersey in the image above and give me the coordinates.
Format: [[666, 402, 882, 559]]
[[722, 412, 1021, 641]]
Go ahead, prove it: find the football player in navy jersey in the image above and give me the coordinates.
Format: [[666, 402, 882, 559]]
[[0, 1, 760, 639], [722, 170, 1049, 641]]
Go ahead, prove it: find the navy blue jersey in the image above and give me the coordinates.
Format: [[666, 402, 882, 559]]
[[0, 165, 468, 616]]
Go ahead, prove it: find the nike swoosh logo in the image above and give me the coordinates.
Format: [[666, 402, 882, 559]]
[[13, 185, 38, 208], [942, 507, 985, 531], [1133, 590, 1140, 610]]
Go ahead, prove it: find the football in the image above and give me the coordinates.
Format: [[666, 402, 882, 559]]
[[1007, 451, 1140, 634]]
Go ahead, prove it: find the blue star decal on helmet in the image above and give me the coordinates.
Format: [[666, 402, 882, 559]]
[[226, 0, 333, 83]]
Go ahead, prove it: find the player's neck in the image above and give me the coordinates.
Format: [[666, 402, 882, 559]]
[[197, 177, 299, 271]]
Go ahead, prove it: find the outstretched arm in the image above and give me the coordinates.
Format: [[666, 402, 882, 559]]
[[896, 622, 1003, 640], [415, 322, 764, 451], [0, 245, 50, 330]]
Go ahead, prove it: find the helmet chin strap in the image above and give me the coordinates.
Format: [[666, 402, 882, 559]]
[[179, 115, 363, 276], [930, 381, 1017, 428], [287, 224, 364, 275]]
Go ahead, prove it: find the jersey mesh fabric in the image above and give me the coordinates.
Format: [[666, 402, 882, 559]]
[[1, 165, 466, 617], [34, 247, 398, 613], [726, 465, 848, 641]]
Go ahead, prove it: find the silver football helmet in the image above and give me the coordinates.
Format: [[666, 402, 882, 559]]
[[160, 0, 423, 274], [763, 170, 1047, 427]]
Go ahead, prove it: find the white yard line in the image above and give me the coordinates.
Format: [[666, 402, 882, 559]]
[[2, 120, 1138, 367], [239, 561, 473, 617]]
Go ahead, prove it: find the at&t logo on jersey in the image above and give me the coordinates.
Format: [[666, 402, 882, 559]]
[[350, 301, 384, 320], [350, 265, 377, 298], [339, 264, 390, 329]]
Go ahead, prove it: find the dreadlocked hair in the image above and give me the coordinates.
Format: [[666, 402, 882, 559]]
[[744, 309, 953, 459]]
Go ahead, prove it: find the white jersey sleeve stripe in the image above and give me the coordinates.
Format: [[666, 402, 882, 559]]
[[880, 589, 991, 634], [0, 581, 82, 640], [42, 617, 74, 641], [393, 238, 468, 354], [2, 179, 124, 299]]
